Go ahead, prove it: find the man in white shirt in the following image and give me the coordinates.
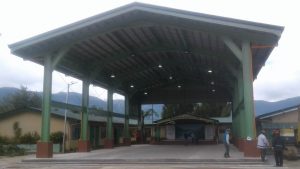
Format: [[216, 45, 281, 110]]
[[257, 129, 269, 161]]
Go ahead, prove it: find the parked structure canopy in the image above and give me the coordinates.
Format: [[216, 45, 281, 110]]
[[8, 2, 284, 158], [9, 2, 283, 104]]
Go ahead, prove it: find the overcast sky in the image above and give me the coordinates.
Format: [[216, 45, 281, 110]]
[[0, 0, 299, 102]]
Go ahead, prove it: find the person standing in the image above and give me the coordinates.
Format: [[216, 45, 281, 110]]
[[257, 129, 269, 161], [272, 129, 285, 167], [184, 132, 188, 146], [224, 128, 230, 158], [191, 132, 195, 144]]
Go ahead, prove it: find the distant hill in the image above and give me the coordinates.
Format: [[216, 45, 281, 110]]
[[1, 87, 300, 116], [0, 87, 124, 114], [52, 92, 124, 114], [254, 96, 300, 116], [0, 87, 18, 99]]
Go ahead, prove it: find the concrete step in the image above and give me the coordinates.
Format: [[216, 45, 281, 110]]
[[22, 158, 266, 165]]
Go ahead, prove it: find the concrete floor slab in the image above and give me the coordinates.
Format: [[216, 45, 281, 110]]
[[26, 144, 247, 160], [2, 144, 300, 168]]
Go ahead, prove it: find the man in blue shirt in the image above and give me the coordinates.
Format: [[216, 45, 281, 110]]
[[224, 128, 230, 158]]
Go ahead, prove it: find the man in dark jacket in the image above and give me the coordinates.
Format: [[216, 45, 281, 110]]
[[272, 129, 285, 167]]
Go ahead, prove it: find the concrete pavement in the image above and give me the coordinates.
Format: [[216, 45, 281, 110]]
[[1, 144, 298, 168]]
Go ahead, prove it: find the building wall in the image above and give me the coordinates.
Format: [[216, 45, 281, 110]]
[[271, 110, 298, 123], [160, 126, 166, 139], [0, 111, 40, 137], [0, 111, 73, 150]]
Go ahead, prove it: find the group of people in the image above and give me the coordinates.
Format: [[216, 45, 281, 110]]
[[223, 128, 286, 167], [257, 129, 286, 167]]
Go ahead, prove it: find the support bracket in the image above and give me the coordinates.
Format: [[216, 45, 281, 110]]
[[222, 36, 242, 63]]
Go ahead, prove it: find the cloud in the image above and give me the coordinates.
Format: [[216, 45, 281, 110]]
[[0, 40, 43, 90], [254, 60, 300, 101], [1, 0, 300, 102]]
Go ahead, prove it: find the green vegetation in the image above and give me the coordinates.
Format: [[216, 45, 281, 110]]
[[0, 122, 40, 156], [0, 135, 9, 144], [142, 108, 159, 120], [0, 86, 42, 113], [50, 131, 63, 144], [13, 122, 22, 143], [19, 132, 40, 144], [162, 102, 231, 119], [0, 144, 26, 156]]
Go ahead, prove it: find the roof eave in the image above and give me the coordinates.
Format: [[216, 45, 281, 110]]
[[8, 2, 284, 55]]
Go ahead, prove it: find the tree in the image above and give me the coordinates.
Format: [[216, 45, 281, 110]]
[[0, 86, 42, 111], [161, 102, 231, 119], [162, 104, 176, 119], [162, 103, 196, 118], [13, 122, 22, 144], [142, 108, 159, 121]]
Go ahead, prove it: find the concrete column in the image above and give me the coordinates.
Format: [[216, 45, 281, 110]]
[[78, 80, 90, 152], [123, 95, 131, 146], [37, 55, 53, 158], [104, 89, 114, 148]]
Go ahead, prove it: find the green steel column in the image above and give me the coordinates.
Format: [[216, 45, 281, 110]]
[[242, 41, 256, 139], [80, 80, 89, 140], [232, 81, 239, 138], [106, 89, 113, 139], [41, 55, 53, 142], [237, 71, 246, 138], [155, 126, 160, 140], [137, 103, 143, 142], [124, 95, 130, 138]]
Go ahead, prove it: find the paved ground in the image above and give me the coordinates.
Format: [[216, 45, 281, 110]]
[[1, 144, 299, 169]]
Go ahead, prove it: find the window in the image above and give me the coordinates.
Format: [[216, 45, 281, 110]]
[[72, 126, 80, 140], [100, 127, 106, 139]]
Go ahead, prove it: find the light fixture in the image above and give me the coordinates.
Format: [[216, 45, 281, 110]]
[[184, 51, 190, 54], [158, 64, 163, 68], [169, 76, 173, 80], [212, 89, 216, 92], [177, 85, 182, 88], [110, 74, 115, 78], [208, 69, 213, 73], [130, 85, 134, 88], [144, 92, 148, 95], [210, 81, 215, 85]]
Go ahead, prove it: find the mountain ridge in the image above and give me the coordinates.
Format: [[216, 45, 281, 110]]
[[1, 87, 300, 116], [0, 87, 124, 114]]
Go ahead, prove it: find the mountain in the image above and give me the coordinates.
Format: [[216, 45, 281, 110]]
[[52, 92, 125, 114], [254, 96, 300, 116], [0, 87, 19, 99], [1, 87, 300, 116], [0, 87, 124, 114], [52, 92, 105, 108]]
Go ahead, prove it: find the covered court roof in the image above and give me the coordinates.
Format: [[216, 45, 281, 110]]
[[9, 2, 284, 104]]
